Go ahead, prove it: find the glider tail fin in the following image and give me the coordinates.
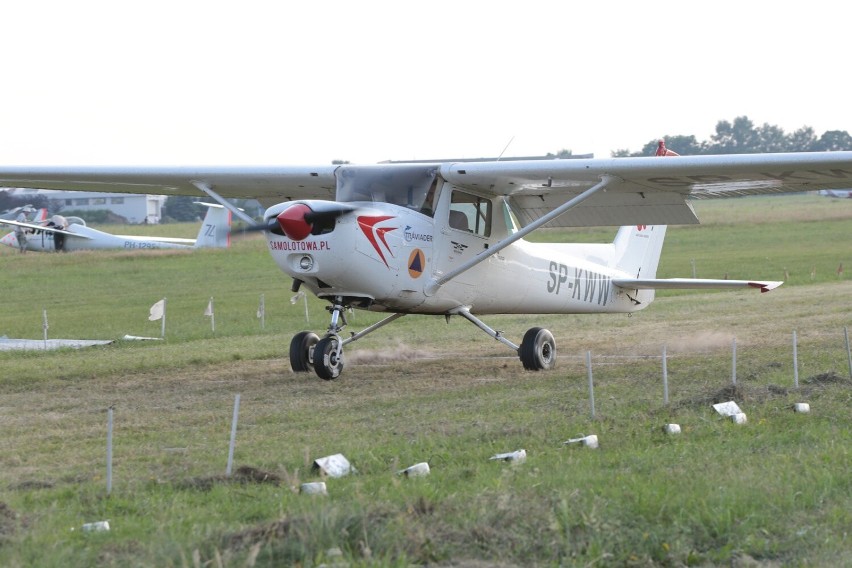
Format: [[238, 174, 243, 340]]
[[193, 204, 232, 248]]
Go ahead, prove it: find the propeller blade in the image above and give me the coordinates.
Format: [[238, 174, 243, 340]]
[[241, 219, 280, 233], [241, 202, 357, 240], [303, 204, 356, 224]]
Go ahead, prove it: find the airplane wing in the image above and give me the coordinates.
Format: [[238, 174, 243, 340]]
[[0, 218, 86, 238], [119, 236, 196, 245], [0, 151, 851, 227], [439, 151, 852, 227], [0, 165, 339, 206]]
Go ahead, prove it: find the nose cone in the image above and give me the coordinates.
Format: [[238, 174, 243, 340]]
[[277, 204, 314, 241]]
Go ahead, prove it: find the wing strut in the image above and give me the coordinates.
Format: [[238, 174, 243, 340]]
[[424, 174, 618, 296], [192, 181, 257, 225], [340, 312, 406, 347]]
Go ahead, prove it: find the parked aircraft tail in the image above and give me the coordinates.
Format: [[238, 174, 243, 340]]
[[193, 203, 232, 248]]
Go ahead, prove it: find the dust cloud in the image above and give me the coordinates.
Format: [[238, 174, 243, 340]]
[[346, 343, 436, 364], [664, 331, 734, 354]]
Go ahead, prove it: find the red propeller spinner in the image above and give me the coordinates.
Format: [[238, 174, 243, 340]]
[[276, 204, 314, 241]]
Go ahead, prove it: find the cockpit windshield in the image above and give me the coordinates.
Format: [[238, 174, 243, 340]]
[[336, 164, 439, 216]]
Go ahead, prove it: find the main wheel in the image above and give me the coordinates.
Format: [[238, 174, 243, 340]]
[[519, 327, 556, 370], [314, 335, 344, 380], [289, 331, 319, 372]]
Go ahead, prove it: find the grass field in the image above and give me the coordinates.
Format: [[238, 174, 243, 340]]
[[0, 194, 850, 566]]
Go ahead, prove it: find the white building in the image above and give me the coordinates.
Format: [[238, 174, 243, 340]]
[[4, 188, 166, 224]]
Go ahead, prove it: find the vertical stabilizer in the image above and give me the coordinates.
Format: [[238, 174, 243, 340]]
[[193, 204, 232, 248], [611, 225, 667, 303], [612, 225, 667, 278]]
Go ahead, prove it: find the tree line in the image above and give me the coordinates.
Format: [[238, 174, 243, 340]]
[[612, 115, 852, 157]]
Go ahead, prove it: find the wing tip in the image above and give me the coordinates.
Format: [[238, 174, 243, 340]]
[[750, 281, 784, 293]]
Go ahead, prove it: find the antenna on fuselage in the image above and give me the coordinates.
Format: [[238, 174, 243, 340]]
[[495, 136, 515, 161]]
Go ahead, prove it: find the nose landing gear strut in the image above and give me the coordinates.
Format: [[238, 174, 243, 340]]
[[289, 296, 406, 380]]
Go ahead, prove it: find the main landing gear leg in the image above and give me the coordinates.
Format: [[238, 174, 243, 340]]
[[288, 296, 407, 381], [452, 307, 557, 371]]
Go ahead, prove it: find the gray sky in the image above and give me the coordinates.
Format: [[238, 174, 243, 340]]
[[2, 0, 847, 165]]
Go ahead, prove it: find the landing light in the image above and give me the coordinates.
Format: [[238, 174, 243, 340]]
[[299, 255, 314, 271]]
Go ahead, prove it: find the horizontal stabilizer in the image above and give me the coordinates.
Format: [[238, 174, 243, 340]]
[[612, 278, 783, 293]]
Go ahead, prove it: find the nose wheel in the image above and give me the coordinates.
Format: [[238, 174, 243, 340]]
[[288, 296, 348, 380], [314, 334, 344, 380], [289, 331, 319, 372], [288, 330, 343, 380]]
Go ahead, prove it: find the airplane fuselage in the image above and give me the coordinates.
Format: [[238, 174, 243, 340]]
[[265, 199, 653, 317], [2, 224, 196, 252]]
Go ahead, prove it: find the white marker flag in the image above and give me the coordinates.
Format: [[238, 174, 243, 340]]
[[204, 297, 215, 332], [290, 290, 309, 323], [148, 299, 165, 321]]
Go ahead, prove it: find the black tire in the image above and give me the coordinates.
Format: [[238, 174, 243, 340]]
[[314, 335, 344, 380], [519, 327, 556, 371], [289, 331, 319, 373]]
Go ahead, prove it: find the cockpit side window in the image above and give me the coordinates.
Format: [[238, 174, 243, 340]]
[[449, 190, 491, 237]]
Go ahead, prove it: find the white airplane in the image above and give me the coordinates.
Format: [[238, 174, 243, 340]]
[[818, 189, 852, 198], [0, 203, 231, 252], [0, 205, 47, 223], [1, 151, 851, 379]]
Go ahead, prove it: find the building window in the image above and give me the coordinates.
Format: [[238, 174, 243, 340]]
[[74, 198, 90, 206], [92, 198, 106, 205], [111, 197, 124, 204]]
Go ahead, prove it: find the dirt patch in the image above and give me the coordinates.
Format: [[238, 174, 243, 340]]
[[677, 370, 850, 410], [804, 371, 851, 386], [175, 466, 282, 491], [0, 502, 21, 539], [9, 480, 54, 491], [226, 517, 293, 550]]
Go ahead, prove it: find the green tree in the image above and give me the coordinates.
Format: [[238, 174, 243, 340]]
[[616, 116, 852, 156], [162, 195, 202, 222], [545, 149, 574, 158], [787, 127, 818, 152], [706, 116, 759, 154], [813, 130, 852, 151], [753, 123, 789, 153]]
